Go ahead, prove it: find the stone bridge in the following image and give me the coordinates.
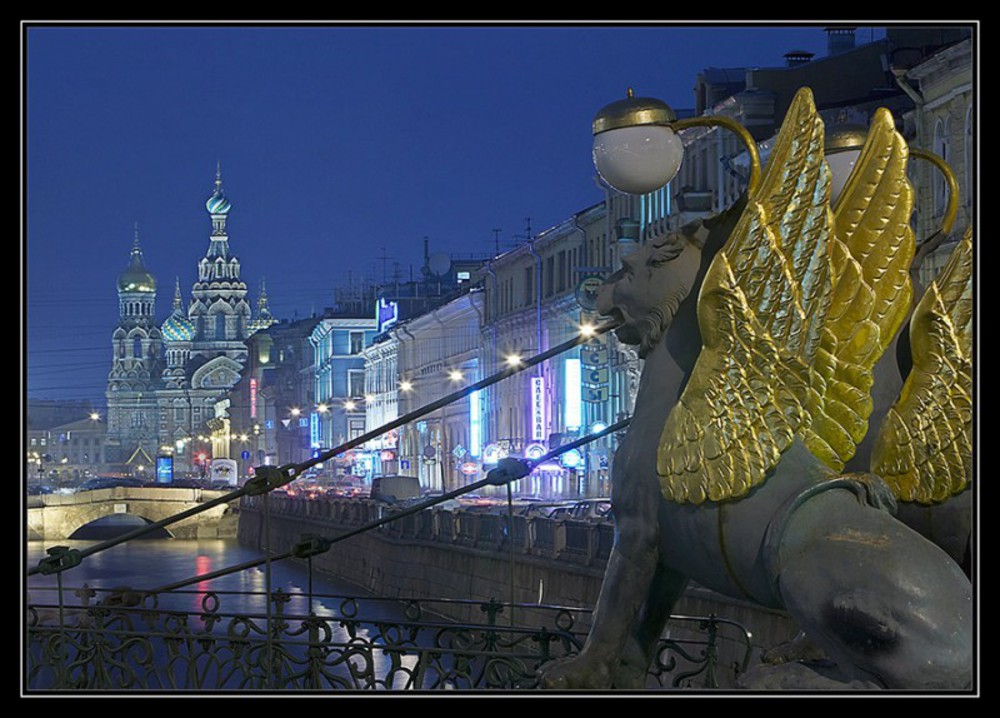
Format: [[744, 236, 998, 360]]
[[26, 486, 240, 541]]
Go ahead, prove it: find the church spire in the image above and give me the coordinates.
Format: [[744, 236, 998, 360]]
[[250, 277, 277, 334], [172, 276, 183, 312], [205, 163, 232, 243]]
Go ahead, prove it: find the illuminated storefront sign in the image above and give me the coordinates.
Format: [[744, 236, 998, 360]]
[[560, 448, 583, 469], [310, 411, 321, 448], [524, 443, 547, 460], [469, 389, 482, 457], [531, 377, 546, 441], [156, 455, 174, 484], [565, 358, 582, 430], [250, 378, 258, 419], [483, 443, 507, 466], [376, 297, 399, 333]]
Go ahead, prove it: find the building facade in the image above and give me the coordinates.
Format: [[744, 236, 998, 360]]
[[104, 172, 269, 478], [899, 37, 974, 284], [309, 315, 378, 474]]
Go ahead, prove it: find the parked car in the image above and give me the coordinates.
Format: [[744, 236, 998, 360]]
[[76, 477, 144, 492], [568, 499, 614, 522], [369, 475, 422, 504]]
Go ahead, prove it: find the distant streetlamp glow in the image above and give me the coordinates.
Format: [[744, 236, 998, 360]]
[[316, 403, 329, 413], [400, 380, 413, 392], [364, 393, 375, 403], [505, 354, 522, 368], [290, 407, 301, 417], [89, 412, 101, 421], [579, 322, 597, 338], [448, 369, 463, 382], [344, 400, 357, 411]]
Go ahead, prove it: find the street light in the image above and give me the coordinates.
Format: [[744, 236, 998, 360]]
[[448, 369, 464, 383], [824, 122, 959, 238], [592, 87, 762, 197]]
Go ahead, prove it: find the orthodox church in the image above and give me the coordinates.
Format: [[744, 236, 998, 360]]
[[104, 171, 276, 476]]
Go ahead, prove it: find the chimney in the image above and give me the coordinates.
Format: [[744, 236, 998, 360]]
[[826, 26, 857, 55], [784, 50, 815, 68]]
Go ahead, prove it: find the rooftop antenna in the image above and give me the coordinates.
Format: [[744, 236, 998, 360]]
[[492, 228, 502, 256]]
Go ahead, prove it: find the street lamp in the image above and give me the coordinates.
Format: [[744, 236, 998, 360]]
[[592, 88, 762, 197], [824, 123, 959, 248]]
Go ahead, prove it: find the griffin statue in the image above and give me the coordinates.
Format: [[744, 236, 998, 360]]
[[539, 88, 973, 690]]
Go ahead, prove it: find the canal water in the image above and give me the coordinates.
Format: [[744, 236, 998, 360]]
[[25, 538, 440, 690], [26, 537, 404, 619]]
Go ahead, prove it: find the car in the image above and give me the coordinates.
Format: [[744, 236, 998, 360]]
[[568, 499, 614, 521], [76, 477, 144, 491], [370, 475, 422, 504], [27, 485, 54, 495]]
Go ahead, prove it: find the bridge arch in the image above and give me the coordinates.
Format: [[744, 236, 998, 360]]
[[68, 512, 175, 540]]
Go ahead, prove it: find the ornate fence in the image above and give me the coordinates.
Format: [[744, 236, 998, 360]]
[[26, 585, 752, 691]]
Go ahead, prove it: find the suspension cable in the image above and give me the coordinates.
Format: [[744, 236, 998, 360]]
[[28, 320, 620, 578], [146, 418, 630, 595]]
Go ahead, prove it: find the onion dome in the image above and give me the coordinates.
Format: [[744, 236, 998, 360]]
[[161, 278, 195, 341], [205, 164, 231, 215], [162, 312, 195, 342], [117, 227, 157, 293]]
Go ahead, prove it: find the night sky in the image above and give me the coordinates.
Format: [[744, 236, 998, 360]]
[[24, 22, 882, 406]]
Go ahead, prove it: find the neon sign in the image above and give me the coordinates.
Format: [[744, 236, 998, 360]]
[[376, 297, 399, 333], [469, 389, 482, 457], [531, 377, 546, 441], [250, 378, 258, 418], [565, 358, 582, 430]]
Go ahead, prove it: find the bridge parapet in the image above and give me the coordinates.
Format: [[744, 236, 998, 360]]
[[27, 488, 239, 541]]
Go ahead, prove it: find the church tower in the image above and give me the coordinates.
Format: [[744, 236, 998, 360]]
[[105, 225, 162, 472], [187, 166, 252, 367], [249, 277, 278, 335]]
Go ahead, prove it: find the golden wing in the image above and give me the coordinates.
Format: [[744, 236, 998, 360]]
[[871, 231, 973, 504], [657, 87, 833, 504], [803, 108, 916, 470]]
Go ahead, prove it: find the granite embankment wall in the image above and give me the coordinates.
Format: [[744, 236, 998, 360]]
[[237, 495, 800, 685]]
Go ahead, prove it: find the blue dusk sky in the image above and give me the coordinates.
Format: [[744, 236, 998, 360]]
[[24, 22, 892, 407]]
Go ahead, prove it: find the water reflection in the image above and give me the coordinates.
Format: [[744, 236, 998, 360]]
[[25, 538, 406, 622]]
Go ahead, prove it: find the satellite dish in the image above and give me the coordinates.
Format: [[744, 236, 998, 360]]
[[427, 252, 452, 277]]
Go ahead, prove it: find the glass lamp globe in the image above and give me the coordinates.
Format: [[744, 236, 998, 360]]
[[593, 125, 685, 195], [592, 91, 684, 195], [824, 124, 868, 206]]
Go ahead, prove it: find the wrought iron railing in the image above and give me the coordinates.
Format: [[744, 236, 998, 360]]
[[26, 585, 752, 691]]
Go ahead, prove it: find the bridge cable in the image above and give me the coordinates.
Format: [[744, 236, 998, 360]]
[[146, 417, 631, 595], [28, 320, 620, 578]]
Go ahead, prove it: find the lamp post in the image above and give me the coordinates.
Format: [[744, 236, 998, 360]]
[[824, 123, 960, 285], [592, 88, 762, 198]]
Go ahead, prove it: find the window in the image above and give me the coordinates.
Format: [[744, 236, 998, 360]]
[[933, 118, 950, 217], [216, 313, 226, 340], [524, 266, 533, 306], [133, 337, 142, 359], [545, 256, 554, 297], [350, 331, 365, 355], [558, 251, 567, 292], [349, 370, 365, 399]]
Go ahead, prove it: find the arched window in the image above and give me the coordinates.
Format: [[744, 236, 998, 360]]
[[216, 313, 226, 339], [933, 117, 950, 217], [133, 337, 142, 359]]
